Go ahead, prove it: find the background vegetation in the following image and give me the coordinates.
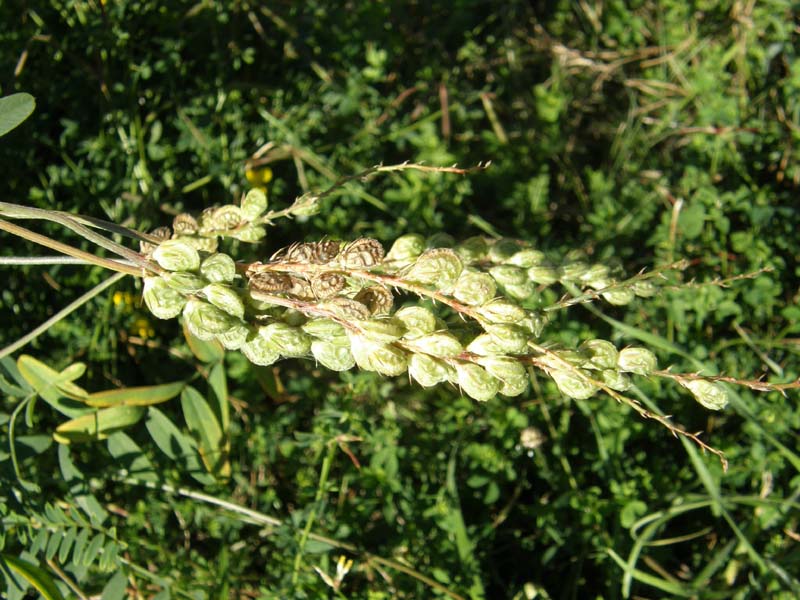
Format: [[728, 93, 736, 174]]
[[1, 1, 798, 598]]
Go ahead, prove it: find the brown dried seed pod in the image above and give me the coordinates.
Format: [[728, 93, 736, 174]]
[[338, 238, 385, 269], [249, 271, 294, 294], [139, 226, 172, 255], [285, 275, 314, 299], [311, 272, 346, 299], [319, 297, 371, 320], [210, 205, 243, 230], [172, 213, 198, 235], [353, 285, 394, 315]]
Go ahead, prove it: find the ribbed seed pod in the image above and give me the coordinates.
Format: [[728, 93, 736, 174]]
[[501, 281, 537, 301], [406, 249, 463, 288], [599, 369, 631, 392], [216, 323, 249, 350], [175, 234, 219, 253], [407, 332, 463, 358], [311, 340, 356, 372], [241, 188, 268, 219], [285, 241, 342, 264], [230, 225, 267, 243], [139, 226, 171, 256], [393, 306, 437, 339], [485, 324, 529, 353], [478, 356, 529, 397], [601, 287, 636, 306], [509, 249, 545, 268], [408, 354, 451, 387], [580, 264, 611, 285], [476, 299, 527, 324], [258, 322, 311, 357], [172, 213, 198, 235], [302, 318, 348, 341], [559, 262, 590, 282], [526, 265, 559, 285], [453, 271, 497, 306], [353, 285, 394, 315], [631, 280, 658, 297], [350, 337, 409, 376], [617, 347, 657, 375], [241, 332, 281, 366], [579, 339, 619, 370], [466, 333, 505, 356], [153, 240, 201, 272], [455, 236, 489, 263], [549, 368, 599, 400], [200, 253, 236, 284], [162, 271, 208, 295], [205, 205, 243, 231], [517, 313, 547, 338], [455, 362, 501, 402], [143, 276, 187, 319], [489, 265, 528, 286], [385, 234, 426, 263], [426, 232, 456, 248], [680, 379, 729, 411], [203, 283, 245, 319], [248, 271, 294, 295], [353, 319, 405, 344], [487, 238, 521, 263], [337, 238, 385, 268], [309, 272, 346, 299], [317, 297, 371, 320], [184, 298, 240, 339]]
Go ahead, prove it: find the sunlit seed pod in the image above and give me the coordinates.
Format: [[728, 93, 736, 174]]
[[311, 340, 355, 372], [353, 285, 394, 315], [408, 354, 451, 388], [283, 242, 315, 263], [285, 275, 314, 299], [579, 264, 611, 284], [200, 253, 236, 284], [406, 248, 463, 289], [680, 379, 729, 411], [208, 205, 243, 231], [599, 369, 632, 392], [617, 347, 657, 375], [587, 277, 613, 290], [172, 213, 198, 235], [176, 234, 219, 253], [508, 248, 546, 268], [281, 309, 308, 328], [258, 322, 311, 358], [487, 238, 522, 263], [393, 306, 437, 339], [631, 280, 658, 297], [526, 265, 559, 285], [248, 271, 294, 295], [317, 297, 371, 320], [489, 264, 528, 286], [579, 339, 619, 370], [501, 281, 537, 302], [338, 238, 385, 269], [352, 319, 405, 344], [408, 332, 463, 358], [452, 270, 497, 306], [559, 261, 590, 282], [465, 333, 505, 356], [477, 356, 529, 397], [162, 271, 208, 295], [518, 313, 548, 338], [549, 368, 600, 400], [139, 226, 172, 255], [554, 350, 588, 367], [143, 276, 187, 319], [286, 241, 343, 264], [153, 239, 201, 272], [241, 331, 281, 366], [425, 232, 456, 248], [350, 337, 409, 376], [455, 362, 501, 402], [203, 283, 245, 319], [455, 236, 489, 263], [310, 272, 346, 299], [216, 323, 249, 350], [230, 225, 267, 243], [302, 318, 347, 341], [485, 324, 529, 354], [385, 234, 426, 263], [241, 188, 268, 220], [601, 287, 636, 306], [184, 298, 240, 336], [476, 299, 527, 324]]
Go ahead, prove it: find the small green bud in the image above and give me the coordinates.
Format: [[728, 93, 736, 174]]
[[579, 339, 619, 370], [143, 276, 187, 319], [478, 356, 528, 397], [489, 264, 528, 286], [598, 369, 632, 392], [526, 265, 559, 285], [184, 298, 240, 338], [631, 280, 658, 297], [241, 188, 268, 219], [216, 323, 249, 350], [353, 319, 405, 344], [407, 249, 463, 288], [162, 271, 207, 295], [508, 248, 545, 268], [311, 340, 355, 372], [549, 368, 599, 400], [385, 234, 426, 263], [681, 379, 729, 411], [407, 332, 463, 358], [455, 362, 501, 401], [617, 347, 657, 375], [455, 236, 489, 262], [241, 332, 281, 366], [203, 283, 245, 319], [153, 239, 201, 272], [476, 299, 527, 324], [485, 324, 529, 354], [601, 287, 636, 306], [259, 322, 311, 357], [487, 238, 521, 263], [350, 338, 409, 376], [452, 271, 497, 306], [200, 253, 237, 283], [230, 225, 267, 243], [394, 306, 437, 339], [302, 318, 347, 341], [408, 354, 451, 387]]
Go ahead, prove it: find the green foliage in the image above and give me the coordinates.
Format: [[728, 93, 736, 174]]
[[1, 1, 799, 599]]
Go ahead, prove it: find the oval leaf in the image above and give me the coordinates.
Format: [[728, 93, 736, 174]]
[[54, 406, 145, 444], [181, 386, 228, 477], [85, 381, 185, 407], [18, 355, 90, 417], [0, 93, 36, 137]]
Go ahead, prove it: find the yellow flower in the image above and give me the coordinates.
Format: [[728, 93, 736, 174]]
[[245, 166, 273, 188], [131, 317, 155, 339]]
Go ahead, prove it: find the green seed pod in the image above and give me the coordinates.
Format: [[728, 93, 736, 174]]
[[350, 337, 409, 376], [502, 281, 537, 301], [143, 276, 187, 319], [172, 213, 198, 235], [599, 369, 631, 392], [485, 324, 529, 353], [455, 236, 489, 263], [508, 248, 545, 268], [487, 238, 521, 263], [311, 340, 355, 372], [476, 299, 527, 324], [549, 368, 599, 400], [478, 356, 528, 397], [203, 283, 245, 319], [281, 309, 307, 328], [526, 265, 559, 285], [631, 280, 658, 297], [559, 261, 590, 282], [617, 347, 657, 375], [206, 205, 243, 231], [302, 318, 348, 341], [602, 287, 636, 306], [385, 233, 426, 263], [241, 188, 268, 219], [455, 362, 501, 402], [216, 323, 249, 350], [162, 271, 208, 295], [200, 253, 236, 283], [406, 249, 463, 288], [408, 354, 451, 388], [353, 319, 405, 344], [394, 306, 437, 339], [489, 264, 528, 286], [518, 313, 548, 338], [184, 298, 239, 337], [230, 225, 267, 243], [153, 239, 201, 272], [579, 264, 611, 285], [466, 333, 505, 356], [579, 339, 619, 370], [408, 332, 463, 358], [176, 234, 219, 253], [241, 332, 281, 366], [426, 232, 456, 248], [587, 277, 613, 290], [452, 271, 497, 306], [259, 322, 311, 357], [681, 379, 729, 411]]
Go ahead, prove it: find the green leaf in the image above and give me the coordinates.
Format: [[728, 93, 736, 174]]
[[145, 407, 213, 485], [0, 554, 65, 600], [53, 406, 145, 444], [101, 569, 128, 600], [17, 355, 90, 418], [0, 93, 36, 137], [84, 381, 185, 408], [183, 322, 225, 363], [181, 386, 228, 477], [106, 432, 158, 482]]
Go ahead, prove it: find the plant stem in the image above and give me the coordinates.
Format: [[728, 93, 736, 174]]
[[0, 255, 135, 266]]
